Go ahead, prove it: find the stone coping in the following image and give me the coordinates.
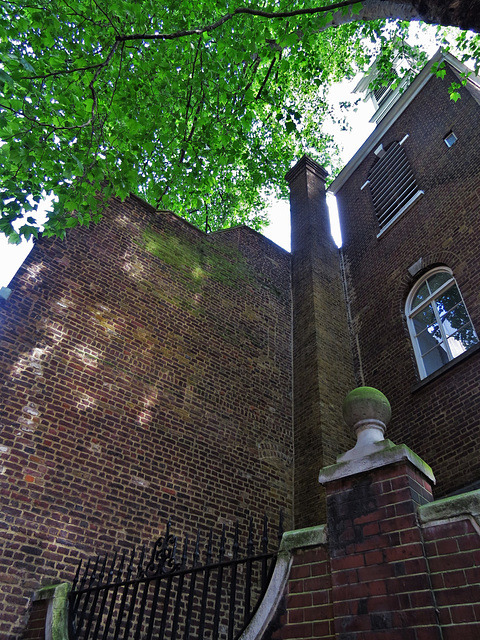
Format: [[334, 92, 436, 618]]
[[418, 488, 480, 526], [318, 440, 435, 485], [33, 582, 70, 640], [279, 524, 327, 552]]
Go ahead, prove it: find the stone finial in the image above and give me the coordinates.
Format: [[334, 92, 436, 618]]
[[337, 387, 391, 463]]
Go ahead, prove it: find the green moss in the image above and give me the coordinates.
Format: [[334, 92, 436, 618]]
[[140, 227, 253, 290], [280, 525, 327, 552], [35, 583, 70, 640], [50, 582, 70, 640], [418, 489, 480, 524]]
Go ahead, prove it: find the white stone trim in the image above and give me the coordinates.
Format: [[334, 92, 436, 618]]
[[238, 551, 293, 640]]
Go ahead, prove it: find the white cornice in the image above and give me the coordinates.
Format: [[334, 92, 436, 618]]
[[328, 50, 480, 195]]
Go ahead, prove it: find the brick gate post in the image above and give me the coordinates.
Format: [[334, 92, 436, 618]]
[[318, 387, 442, 640]]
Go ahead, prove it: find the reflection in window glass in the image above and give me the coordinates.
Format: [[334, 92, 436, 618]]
[[426, 271, 450, 293], [436, 286, 461, 316], [423, 344, 449, 376], [417, 326, 442, 356], [411, 283, 429, 309], [412, 305, 435, 333], [407, 268, 479, 379]]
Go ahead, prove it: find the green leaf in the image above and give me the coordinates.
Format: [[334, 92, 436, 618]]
[[0, 0, 474, 242], [7, 231, 21, 244], [0, 69, 13, 86], [285, 120, 296, 134], [19, 58, 35, 72]]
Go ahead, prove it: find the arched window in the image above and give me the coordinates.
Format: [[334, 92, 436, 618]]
[[406, 268, 479, 379]]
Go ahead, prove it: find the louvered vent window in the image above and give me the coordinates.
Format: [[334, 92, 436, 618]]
[[368, 141, 421, 231], [373, 84, 391, 108]]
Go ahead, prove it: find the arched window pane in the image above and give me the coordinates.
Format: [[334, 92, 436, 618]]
[[422, 345, 449, 377], [411, 283, 429, 309], [435, 285, 461, 317], [426, 271, 451, 294], [412, 305, 435, 334], [418, 326, 442, 356]]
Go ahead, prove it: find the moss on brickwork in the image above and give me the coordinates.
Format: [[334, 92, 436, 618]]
[[280, 525, 327, 552], [141, 226, 253, 290]]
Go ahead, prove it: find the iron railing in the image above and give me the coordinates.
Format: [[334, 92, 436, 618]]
[[68, 514, 283, 640]]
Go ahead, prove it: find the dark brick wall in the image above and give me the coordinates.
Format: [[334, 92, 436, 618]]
[[325, 462, 440, 640], [22, 597, 47, 640], [424, 518, 480, 639], [0, 197, 293, 637], [336, 66, 480, 497], [288, 157, 356, 529]]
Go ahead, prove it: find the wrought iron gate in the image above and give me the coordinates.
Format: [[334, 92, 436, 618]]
[[68, 515, 282, 640]]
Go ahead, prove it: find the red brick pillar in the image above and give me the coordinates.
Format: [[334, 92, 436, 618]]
[[319, 387, 442, 639]]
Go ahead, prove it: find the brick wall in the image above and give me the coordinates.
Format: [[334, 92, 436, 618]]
[[335, 66, 480, 497], [271, 546, 334, 640], [0, 197, 293, 637], [421, 508, 480, 638], [22, 598, 48, 640], [329, 463, 440, 639]]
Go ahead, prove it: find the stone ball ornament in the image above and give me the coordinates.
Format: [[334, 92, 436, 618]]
[[343, 386, 391, 431], [339, 387, 392, 462]]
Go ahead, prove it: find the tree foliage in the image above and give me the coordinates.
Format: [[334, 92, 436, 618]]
[[0, 0, 479, 241]]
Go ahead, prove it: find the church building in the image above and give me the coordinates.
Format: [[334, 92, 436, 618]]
[[1, 49, 480, 639]]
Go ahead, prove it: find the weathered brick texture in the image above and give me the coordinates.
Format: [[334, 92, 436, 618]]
[[423, 518, 480, 639], [271, 454, 480, 639], [271, 546, 334, 640], [0, 198, 293, 637], [336, 66, 480, 497], [22, 597, 48, 640], [325, 461, 441, 639]]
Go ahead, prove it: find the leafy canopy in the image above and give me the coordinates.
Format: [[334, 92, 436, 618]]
[[0, 0, 477, 241]]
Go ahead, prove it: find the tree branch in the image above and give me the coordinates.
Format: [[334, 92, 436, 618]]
[[91, 0, 121, 36], [256, 55, 277, 100], [118, 0, 364, 43]]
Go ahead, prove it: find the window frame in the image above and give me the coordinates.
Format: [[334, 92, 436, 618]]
[[406, 267, 479, 380]]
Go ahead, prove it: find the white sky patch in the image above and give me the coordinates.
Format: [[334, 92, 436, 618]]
[[0, 198, 51, 288]]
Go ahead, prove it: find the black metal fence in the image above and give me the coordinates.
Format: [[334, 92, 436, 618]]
[[68, 515, 283, 640]]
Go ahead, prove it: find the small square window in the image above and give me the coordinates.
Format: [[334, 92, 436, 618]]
[[444, 132, 457, 147]]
